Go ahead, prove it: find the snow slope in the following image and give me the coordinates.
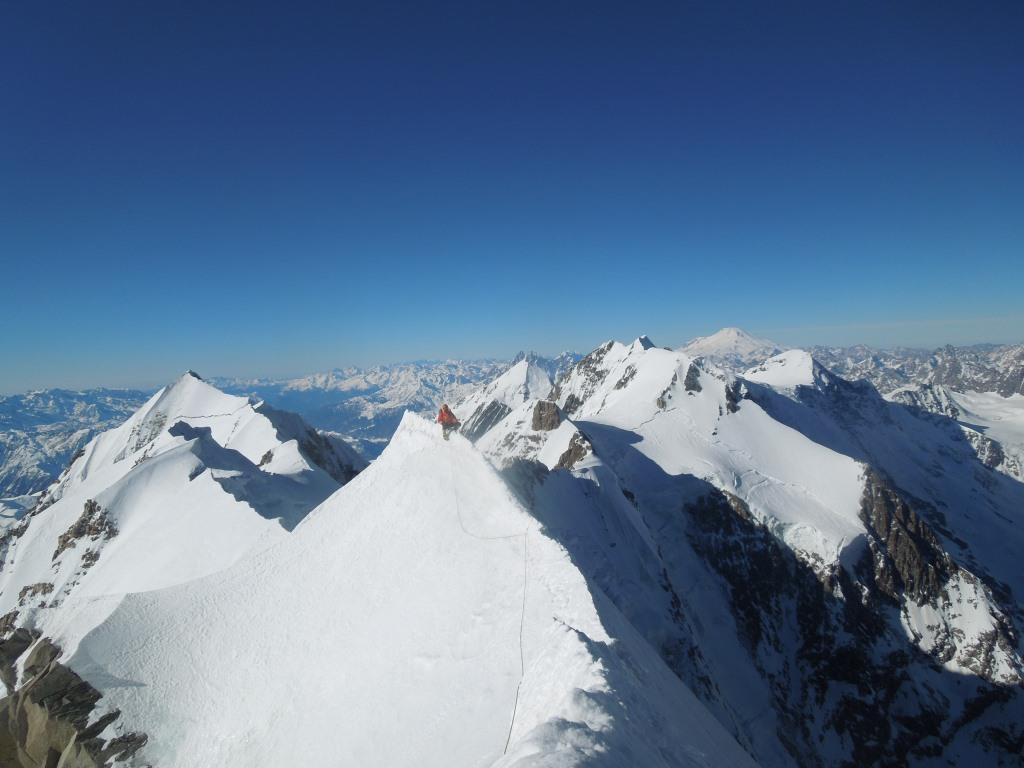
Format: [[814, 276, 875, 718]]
[[51, 414, 757, 768], [952, 389, 1024, 454], [0, 372, 364, 653]]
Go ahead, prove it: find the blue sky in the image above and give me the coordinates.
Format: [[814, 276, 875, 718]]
[[2, 1, 1022, 392]]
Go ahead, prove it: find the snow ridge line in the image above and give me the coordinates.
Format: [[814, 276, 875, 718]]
[[503, 532, 527, 756], [444, 441, 529, 757], [166, 402, 251, 423]]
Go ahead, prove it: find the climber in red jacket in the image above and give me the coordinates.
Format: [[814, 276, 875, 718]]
[[436, 403, 461, 440]]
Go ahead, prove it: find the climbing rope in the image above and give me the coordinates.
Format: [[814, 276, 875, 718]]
[[445, 440, 529, 757]]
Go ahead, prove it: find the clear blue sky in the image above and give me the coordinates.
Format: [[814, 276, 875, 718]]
[[2, 1, 1022, 392]]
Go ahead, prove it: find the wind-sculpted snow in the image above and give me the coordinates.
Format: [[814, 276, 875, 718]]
[[43, 413, 755, 768]]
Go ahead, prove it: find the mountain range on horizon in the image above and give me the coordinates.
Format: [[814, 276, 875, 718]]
[[0, 329, 1022, 766], [2, 328, 1022, 502]]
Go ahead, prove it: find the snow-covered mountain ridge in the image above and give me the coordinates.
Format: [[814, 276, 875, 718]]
[[211, 353, 580, 457], [0, 355, 580, 499], [2, 340, 1023, 766], [0, 404, 755, 767], [0, 372, 367, 764], [455, 337, 1024, 766]]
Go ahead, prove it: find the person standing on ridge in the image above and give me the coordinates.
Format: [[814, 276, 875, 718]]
[[436, 403, 460, 440]]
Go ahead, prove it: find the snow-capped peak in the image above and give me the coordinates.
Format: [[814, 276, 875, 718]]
[[633, 334, 656, 351], [680, 327, 781, 370], [454, 359, 554, 441]]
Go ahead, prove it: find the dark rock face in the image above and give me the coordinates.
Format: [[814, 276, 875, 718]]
[[859, 471, 954, 604], [0, 635, 147, 767], [461, 400, 513, 442], [556, 432, 592, 470], [531, 401, 560, 432], [554, 341, 616, 416], [725, 381, 742, 413], [561, 393, 582, 415], [613, 365, 637, 390], [681, 487, 1020, 768], [683, 363, 702, 393], [298, 429, 361, 484]]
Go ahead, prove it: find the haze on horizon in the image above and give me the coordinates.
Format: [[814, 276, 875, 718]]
[[2, 1, 1022, 393]]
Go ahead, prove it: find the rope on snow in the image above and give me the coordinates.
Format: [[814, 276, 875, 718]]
[[445, 439, 529, 757]]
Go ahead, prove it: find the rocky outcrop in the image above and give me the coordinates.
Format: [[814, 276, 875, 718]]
[[0, 634, 147, 767], [460, 400, 513, 442], [724, 381, 742, 414], [53, 500, 117, 562], [530, 401, 560, 431], [683, 363, 702, 393], [17, 584, 53, 608], [858, 471, 955, 604], [613, 365, 637, 390], [556, 432, 592, 471], [553, 341, 615, 416]]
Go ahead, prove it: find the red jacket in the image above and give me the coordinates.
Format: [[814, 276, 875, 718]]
[[436, 406, 459, 426]]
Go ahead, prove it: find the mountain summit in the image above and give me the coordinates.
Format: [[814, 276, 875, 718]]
[[680, 327, 781, 369]]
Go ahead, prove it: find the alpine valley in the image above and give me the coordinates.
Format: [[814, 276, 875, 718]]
[[0, 328, 1022, 767]]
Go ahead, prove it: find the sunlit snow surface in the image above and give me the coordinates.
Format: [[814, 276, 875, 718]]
[[55, 414, 756, 768]]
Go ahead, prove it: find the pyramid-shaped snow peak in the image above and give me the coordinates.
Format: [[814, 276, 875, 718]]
[[45, 412, 757, 768], [456, 358, 553, 441], [0, 373, 365, 669]]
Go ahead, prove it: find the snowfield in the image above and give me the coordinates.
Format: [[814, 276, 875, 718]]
[[53, 414, 757, 768], [0, 372, 364, 685]]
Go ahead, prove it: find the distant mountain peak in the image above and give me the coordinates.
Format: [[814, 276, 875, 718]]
[[680, 327, 781, 370]]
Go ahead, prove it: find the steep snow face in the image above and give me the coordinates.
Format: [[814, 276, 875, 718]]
[[55, 414, 757, 768], [680, 327, 781, 370], [0, 372, 364, 653]]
